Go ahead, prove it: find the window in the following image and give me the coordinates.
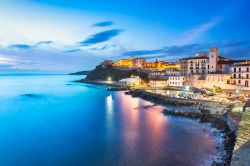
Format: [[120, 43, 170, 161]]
[[239, 74, 241, 78], [247, 74, 249, 79], [239, 68, 241, 72], [234, 74, 236, 78], [238, 80, 241, 84], [234, 68, 236, 72], [247, 68, 249, 72], [245, 80, 249, 87]]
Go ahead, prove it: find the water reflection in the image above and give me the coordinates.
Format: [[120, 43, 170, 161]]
[[0, 75, 218, 166]]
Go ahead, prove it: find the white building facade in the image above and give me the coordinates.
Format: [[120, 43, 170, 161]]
[[231, 62, 250, 89], [119, 76, 141, 86]]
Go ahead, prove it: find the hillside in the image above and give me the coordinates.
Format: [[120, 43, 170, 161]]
[[84, 65, 149, 82], [69, 70, 91, 75]]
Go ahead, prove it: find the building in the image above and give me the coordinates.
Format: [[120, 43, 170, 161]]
[[114, 56, 146, 68], [231, 61, 250, 89], [189, 74, 233, 89], [208, 48, 219, 73], [148, 70, 167, 80], [168, 75, 186, 87], [114, 57, 134, 67], [180, 54, 208, 76], [119, 75, 141, 86], [111, 48, 250, 90], [135, 58, 146, 68], [100, 60, 113, 68], [148, 80, 168, 87], [145, 59, 170, 70], [148, 69, 185, 87]]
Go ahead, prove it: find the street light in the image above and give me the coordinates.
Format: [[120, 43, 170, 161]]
[[184, 85, 190, 99], [236, 88, 239, 97]]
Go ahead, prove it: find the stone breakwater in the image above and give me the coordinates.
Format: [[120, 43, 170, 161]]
[[125, 90, 234, 114], [125, 90, 237, 166]]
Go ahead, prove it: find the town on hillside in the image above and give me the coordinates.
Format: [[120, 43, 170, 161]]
[[101, 48, 250, 95]]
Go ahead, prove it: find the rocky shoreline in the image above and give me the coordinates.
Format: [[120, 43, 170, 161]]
[[126, 90, 236, 166], [125, 90, 234, 114]]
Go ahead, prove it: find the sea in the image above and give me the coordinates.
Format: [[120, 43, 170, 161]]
[[0, 75, 220, 166]]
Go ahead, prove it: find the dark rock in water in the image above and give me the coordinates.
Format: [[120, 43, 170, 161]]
[[21, 94, 42, 99]]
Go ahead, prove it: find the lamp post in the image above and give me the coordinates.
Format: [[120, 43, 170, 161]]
[[236, 88, 239, 97], [185, 85, 190, 99]]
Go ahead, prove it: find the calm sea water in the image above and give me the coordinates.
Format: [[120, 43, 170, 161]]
[[0, 75, 218, 166]]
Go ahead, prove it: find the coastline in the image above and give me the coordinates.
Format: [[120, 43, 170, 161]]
[[126, 90, 237, 166], [125, 90, 234, 114], [74, 79, 121, 87], [76, 81, 237, 166]]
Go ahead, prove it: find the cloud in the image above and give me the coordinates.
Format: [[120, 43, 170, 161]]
[[9, 44, 32, 49], [89, 44, 113, 51], [64, 48, 82, 53], [93, 21, 114, 27], [7, 41, 54, 50], [121, 39, 250, 61], [79, 29, 123, 46], [35, 41, 54, 45], [179, 17, 223, 45]]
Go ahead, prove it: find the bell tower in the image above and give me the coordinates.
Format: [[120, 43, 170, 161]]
[[208, 48, 218, 73]]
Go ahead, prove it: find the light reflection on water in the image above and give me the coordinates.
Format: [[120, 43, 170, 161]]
[[0, 75, 217, 166]]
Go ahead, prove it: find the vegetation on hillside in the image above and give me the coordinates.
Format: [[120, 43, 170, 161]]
[[84, 65, 149, 82]]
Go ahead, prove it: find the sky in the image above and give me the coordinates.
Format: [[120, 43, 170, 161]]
[[0, 0, 250, 73]]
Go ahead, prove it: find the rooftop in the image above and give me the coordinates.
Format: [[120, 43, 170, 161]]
[[180, 56, 208, 60]]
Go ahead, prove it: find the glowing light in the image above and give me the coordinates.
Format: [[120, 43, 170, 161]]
[[185, 85, 190, 91], [107, 77, 112, 81]]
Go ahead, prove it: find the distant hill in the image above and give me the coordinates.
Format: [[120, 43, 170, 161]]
[[69, 70, 91, 75]]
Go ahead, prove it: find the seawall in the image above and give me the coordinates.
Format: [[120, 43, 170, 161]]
[[125, 90, 233, 114], [230, 110, 250, 166]]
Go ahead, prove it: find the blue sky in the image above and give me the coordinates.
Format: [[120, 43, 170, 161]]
[[0, 0, 250, 73]]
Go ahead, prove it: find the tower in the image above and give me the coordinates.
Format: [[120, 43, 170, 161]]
[[208, 48, 218, 73]]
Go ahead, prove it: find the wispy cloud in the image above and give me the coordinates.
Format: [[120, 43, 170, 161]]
[[93, 21, 114, 27], [35, 41, 54, 46], [64, 48, 82, 53], [8, 41, 54, 50], [79, 29, 123, 46], [121, 39, 250, 61], [179, 17, 223, 45], [9, 44, 32, 49]]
